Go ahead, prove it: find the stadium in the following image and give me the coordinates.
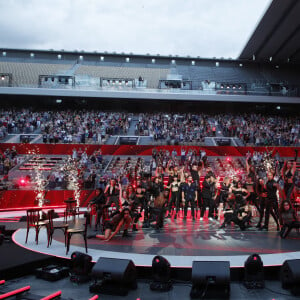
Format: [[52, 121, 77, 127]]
[[0, 0, 300, 299]]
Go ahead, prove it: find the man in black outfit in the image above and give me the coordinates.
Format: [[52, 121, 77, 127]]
[[262, 172, 280, 231], [182, 175, 197, 221], [190, 163, 202, 217], [89, 188, 106, 229], [200, 175, 214, 221]]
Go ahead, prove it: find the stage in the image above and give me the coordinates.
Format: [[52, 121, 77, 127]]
[[10, 211, 300, 269]]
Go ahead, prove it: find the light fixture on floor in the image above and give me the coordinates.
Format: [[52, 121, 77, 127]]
[[69, 251, 93, 283], [150, 255, 172, 291], [244, 253, 264, 289]]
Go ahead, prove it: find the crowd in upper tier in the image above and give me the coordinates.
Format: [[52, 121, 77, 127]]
[[0, 109, 299, 146]]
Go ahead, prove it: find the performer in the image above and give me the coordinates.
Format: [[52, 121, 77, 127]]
[[149, 189, 169, 230], [190, 162, 203, 217], [131, 180, 146, 231], [104, 178, 120, 207], [200, 175, 214, 221], [89, 188, 106, 229], [256, 178, 267, 229], [220, 203, 252, 230], [244, 175, 259, 213], [262, 172, 280, 231], [246, 156, 257, 182], [96, 208, 132, 241], [231, 181, 249, 209], [182, 175, 197, 221], [279, 200, 300, 238], [166, 176, 181, 219], [218, 177, 231, 220], [281, 160, 296, 200]]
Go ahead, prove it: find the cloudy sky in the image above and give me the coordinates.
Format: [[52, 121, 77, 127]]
[[0, 0, 272, 59]]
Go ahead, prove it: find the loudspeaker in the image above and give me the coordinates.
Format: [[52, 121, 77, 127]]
[[281, 259, 300, 295], [190, 261, 230, 299], [90, 257, 137, 296]]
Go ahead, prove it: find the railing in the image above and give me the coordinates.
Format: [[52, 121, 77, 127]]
[[0, 80, 299, 97]]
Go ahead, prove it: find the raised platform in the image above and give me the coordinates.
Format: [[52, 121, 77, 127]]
[[12, 212, 300, 269]]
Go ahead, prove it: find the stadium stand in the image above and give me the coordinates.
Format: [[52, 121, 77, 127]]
[[75, 63, 170, 88], [0, 60, 74, 87]]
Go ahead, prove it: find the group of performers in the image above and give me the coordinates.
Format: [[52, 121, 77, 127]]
[[89, 153, 299, 241]]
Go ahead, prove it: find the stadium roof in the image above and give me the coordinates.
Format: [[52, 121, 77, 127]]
[[239, 0, 300, 64]]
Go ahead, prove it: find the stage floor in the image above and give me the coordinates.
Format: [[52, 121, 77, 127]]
[[11, 212, 300, 268]]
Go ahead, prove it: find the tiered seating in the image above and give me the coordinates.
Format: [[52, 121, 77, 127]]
[[75, 64, 170, 88], [19, 156, 65, 171], [260, 65, 300, 85], [0, 61, 73, 86]]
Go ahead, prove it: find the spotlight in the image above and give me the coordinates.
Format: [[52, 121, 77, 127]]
[[150, 256, 172, 292], [19, 178, 27, 187], [244, 254, 264, 289], [1, 76, 5, 80], [226, 157, 231, 162], [69, 251, 93, 283]]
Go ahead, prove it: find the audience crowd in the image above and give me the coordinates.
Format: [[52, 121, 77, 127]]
[[0, 109, 299, 146]]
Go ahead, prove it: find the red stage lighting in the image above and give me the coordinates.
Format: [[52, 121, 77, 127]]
[[226, 157, 231, 162], [19, 178, 27, 186]]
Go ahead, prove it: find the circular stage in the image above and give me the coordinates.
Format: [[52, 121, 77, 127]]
[[12, 213, 300, 268]]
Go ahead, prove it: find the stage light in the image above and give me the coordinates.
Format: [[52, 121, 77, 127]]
[[19, 178, 27, 187], [69, 251, 93, 283], [226, 157, 231, 162], [244, 254, 264, 289], [150, 255, 172, 292], [1, 76, 5, 80], [276, 106, 281, 110]]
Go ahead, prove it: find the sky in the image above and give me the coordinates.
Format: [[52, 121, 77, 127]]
[[0, 0, 272, 59]]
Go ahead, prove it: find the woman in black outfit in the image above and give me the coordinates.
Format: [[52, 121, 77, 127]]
[[96, 208, 132, 241], [231, 181, 249, 209], [166, 176, 181, 219], [279, 200, 300, 238], [281, 160, 297, 201]]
